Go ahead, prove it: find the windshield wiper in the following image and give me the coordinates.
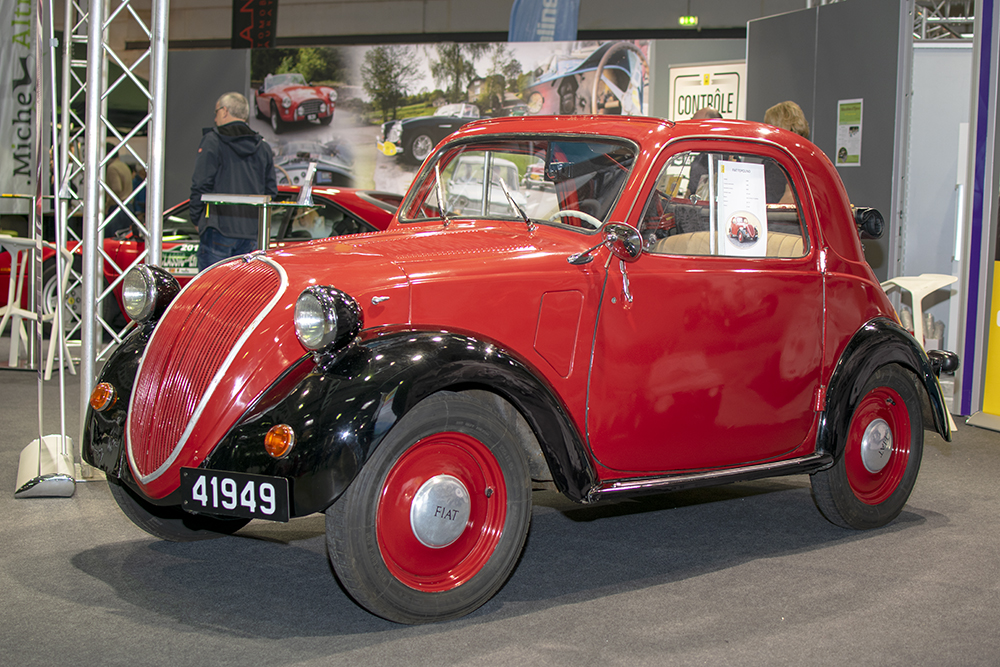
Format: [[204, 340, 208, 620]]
[[434, 162, 452, 227], [498, 177, 535, 232]]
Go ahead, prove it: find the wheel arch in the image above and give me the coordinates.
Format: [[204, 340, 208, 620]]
[[359, 330, 596, 503], [818, 317, 952, 462]]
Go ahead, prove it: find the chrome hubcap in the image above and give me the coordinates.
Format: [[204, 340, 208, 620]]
[[860, 418, 893, 473], [409, 474, 471, 548]]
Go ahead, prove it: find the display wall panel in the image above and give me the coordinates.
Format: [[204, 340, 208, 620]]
[[650, 39, 746, 118], [165, 50, 251, 208], [748, 0, 911, 281]]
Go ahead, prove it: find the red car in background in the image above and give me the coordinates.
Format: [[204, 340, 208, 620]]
[[0, 186, 400, 327], [254, 73, 336, 134]]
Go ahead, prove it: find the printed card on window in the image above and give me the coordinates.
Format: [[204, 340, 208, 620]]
[[716, 160, 768, 257]]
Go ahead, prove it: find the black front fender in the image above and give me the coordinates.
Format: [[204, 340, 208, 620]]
[[204, 329, 594, 516], [82, 322, 156, 486], [817, 318, 952, 461]]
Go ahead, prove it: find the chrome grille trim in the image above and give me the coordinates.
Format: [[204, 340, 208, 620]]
[[126, 256, 289, 485]]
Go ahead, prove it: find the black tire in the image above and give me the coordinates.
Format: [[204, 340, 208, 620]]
[[254, 94, 264, 120], [270, 102, 285, 134], [326, 390, 532, 624], [108, 477, 249, 542], [811, 365, 924, 529], [404, 133, 435, 165], [318, 115, 333, 126], [40, 257, 84, 334]]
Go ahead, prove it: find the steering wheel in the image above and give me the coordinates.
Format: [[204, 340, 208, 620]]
[[590, 42, 649, 115], [275, 165, 293, 185], [549, 209, 602, 229]]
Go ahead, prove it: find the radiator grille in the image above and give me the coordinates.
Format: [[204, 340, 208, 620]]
[[299, 99, 322, 115], [128, 260, 280, 479]]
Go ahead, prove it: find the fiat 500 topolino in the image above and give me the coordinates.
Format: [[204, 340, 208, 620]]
[[84, 116, 955, 625]]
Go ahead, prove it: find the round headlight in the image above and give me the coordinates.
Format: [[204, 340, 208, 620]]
[[282, 97, 292, 109], [294, 286, 362, 352], [121, 265, 180, 323], [387, 121, 403, 144], [328, 89, 337, 102]]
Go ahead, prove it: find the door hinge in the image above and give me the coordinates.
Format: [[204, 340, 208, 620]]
[[813, 385, 827, 412]]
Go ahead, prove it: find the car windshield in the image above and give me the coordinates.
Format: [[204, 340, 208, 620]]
[[398, 137, 637, 230], [435, 103, 478, 118], [266, 73, 306, 89]]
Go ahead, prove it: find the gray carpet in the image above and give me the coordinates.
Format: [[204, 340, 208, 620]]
[[1, 352, 998, 666]]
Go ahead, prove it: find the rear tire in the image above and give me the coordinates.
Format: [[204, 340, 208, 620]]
[[811, 365, 924, 529], [108, 477, 249, 542], [326, 390, 532, 624]]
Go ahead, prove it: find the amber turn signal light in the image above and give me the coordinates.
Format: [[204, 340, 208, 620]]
[[264, 424, 296, 459], [89, 383, 117, 412]]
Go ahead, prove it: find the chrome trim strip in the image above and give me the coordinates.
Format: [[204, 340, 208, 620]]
[[588, 454, 829, 500], [127, 256, 289, 485]]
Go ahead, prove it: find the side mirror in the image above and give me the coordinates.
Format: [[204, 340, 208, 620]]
[[567, 222, 643, 265], [855, 207, 884, 239], [603, 222, 643, 263]]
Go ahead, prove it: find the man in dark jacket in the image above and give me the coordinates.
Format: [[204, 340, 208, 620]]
[[190, 91, 278, 271]]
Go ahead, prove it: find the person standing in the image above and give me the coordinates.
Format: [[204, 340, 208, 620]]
[[190, 91, 277, 271], [106, 142, 134, 236]]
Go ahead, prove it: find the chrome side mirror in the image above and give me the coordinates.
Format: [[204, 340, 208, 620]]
[[567, 222, 643, 265]]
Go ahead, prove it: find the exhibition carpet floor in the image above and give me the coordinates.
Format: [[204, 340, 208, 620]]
[[1, 344, 998, 666]]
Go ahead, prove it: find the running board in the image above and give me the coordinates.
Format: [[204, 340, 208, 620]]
[[587, 453, 833, 502]]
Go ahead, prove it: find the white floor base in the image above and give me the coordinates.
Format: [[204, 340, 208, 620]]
[[14, 435, 76, 498]]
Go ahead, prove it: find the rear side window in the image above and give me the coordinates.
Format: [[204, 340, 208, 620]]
[[639, 150, 808, 258]]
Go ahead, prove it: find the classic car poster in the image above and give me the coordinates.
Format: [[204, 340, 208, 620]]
[[245, 40, 650, 194], [716, 159, 768, 257], [668, 61, 746, 121], [835, 98, 863, 167]]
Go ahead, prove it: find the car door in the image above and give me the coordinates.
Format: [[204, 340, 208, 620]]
[[586, 143, 824, 473]]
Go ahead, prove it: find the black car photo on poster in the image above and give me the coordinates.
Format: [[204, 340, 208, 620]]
[[377, 103, 482, 165]]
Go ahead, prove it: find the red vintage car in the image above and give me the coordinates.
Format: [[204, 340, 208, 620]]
[[253, 73, 336, 134], [0, 186, 400, 327], [728, 215, 759, 243], [83, 116, 956, 625]]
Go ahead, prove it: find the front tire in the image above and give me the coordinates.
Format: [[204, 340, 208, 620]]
[[108, 477, 249, 542], [326, 390, 532, 624], [270, 102, 285, 134], [811, 365, 924, 529], [404, 133, 435, 165]]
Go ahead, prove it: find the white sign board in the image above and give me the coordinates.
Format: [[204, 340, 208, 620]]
[[669, 62, 747, 121], [717, 159, 768, 257]]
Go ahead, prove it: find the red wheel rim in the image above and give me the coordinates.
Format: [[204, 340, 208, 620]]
[[376, 432, 507, 592], [844, 386, 911, 505]]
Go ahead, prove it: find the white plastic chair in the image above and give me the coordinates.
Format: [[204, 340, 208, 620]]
[[0, 234, 76, 379]]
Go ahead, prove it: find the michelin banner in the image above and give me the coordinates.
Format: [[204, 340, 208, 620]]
[[508, 0, 579, 42], [1, 0, 35, 212]]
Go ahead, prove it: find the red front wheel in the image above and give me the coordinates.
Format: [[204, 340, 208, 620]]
[[327, 391, 532, 624]]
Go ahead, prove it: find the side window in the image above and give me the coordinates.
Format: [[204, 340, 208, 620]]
[[640, 150, 808, 259], [283, 201, 375, 240]]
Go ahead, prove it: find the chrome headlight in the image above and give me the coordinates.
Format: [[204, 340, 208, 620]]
[[294, 286, 363, 351], [121, 265, 180, 323], [387, 121, 402, 144], [282, 96, 292, 109], [328, 89, 337, 102]]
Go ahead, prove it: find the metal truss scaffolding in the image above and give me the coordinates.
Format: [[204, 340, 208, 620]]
[[916, 1, 976, 39], [56, 0, 168, 472]]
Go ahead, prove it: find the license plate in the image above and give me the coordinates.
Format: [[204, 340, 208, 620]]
[[180, 468, 290, 522], [307, 113, 317, 120]]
